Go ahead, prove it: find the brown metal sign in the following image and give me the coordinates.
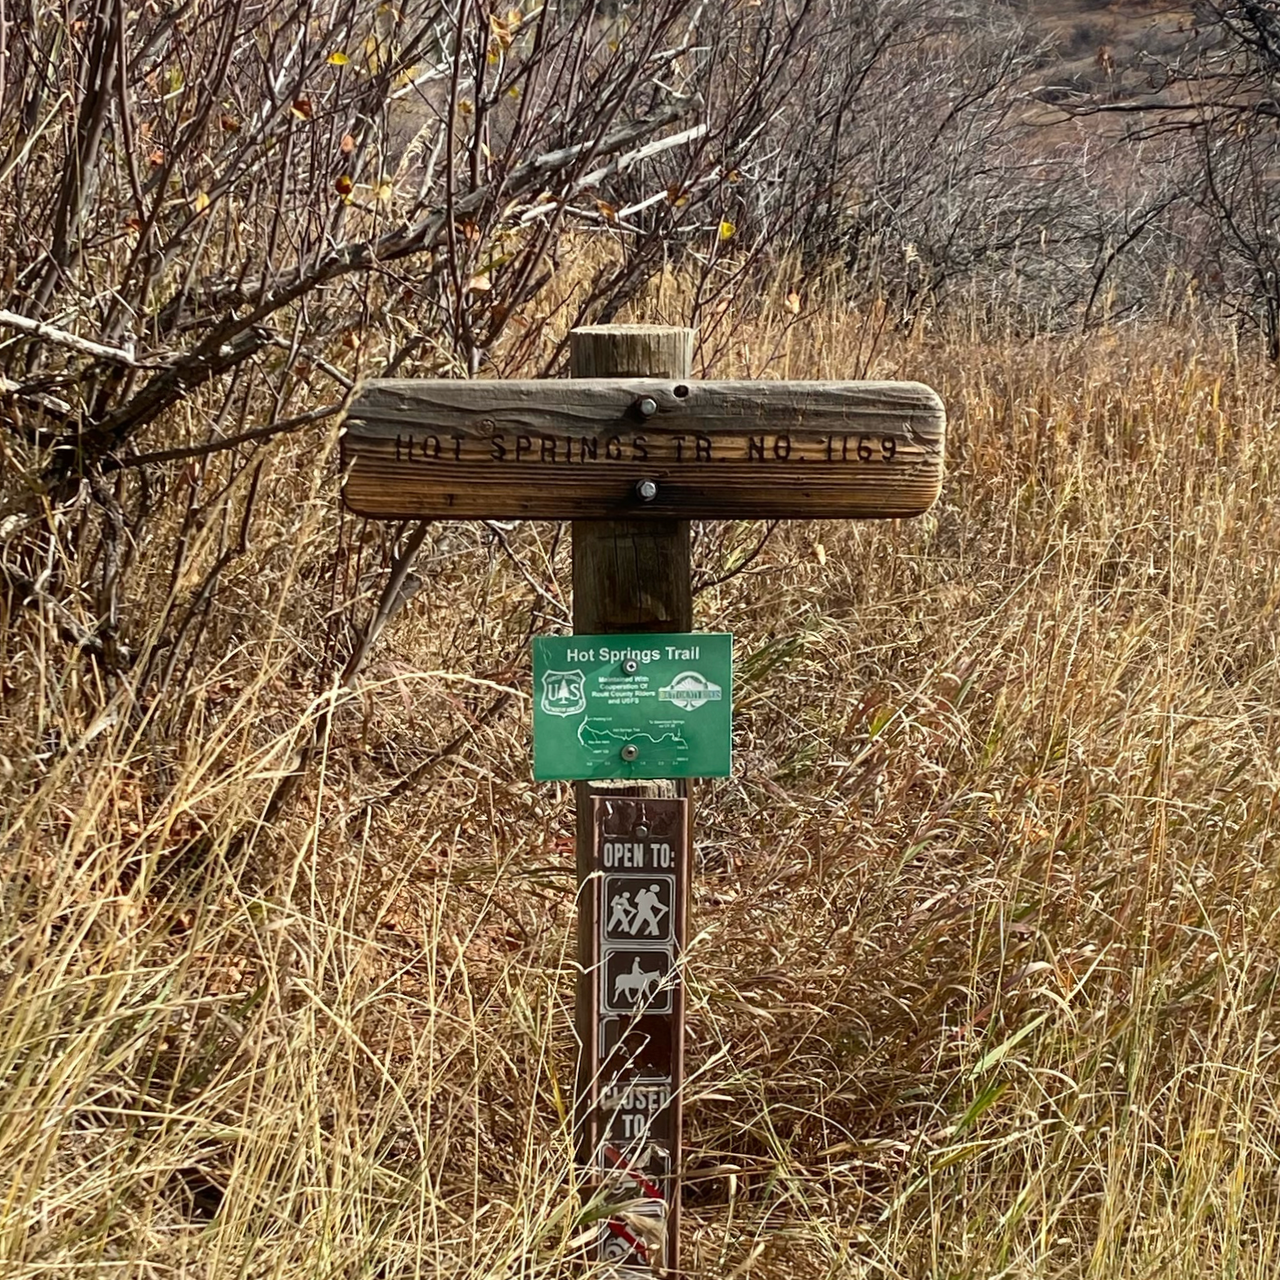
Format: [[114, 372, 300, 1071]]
[[340, 378, 945, 521], [584, 796, 687, 1275]]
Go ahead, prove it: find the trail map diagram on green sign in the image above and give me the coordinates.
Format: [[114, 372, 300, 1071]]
[[532, 633, 732, 781]]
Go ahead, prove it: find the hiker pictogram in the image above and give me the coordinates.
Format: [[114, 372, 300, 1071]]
[[603, 875, 674, 943]]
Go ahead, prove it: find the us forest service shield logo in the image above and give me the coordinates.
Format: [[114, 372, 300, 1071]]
[[540, 668, 586, 717], [658, 671, 722, 712]]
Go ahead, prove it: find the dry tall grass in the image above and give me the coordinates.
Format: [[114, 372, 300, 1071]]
[[2, 286, 1279, 1277]]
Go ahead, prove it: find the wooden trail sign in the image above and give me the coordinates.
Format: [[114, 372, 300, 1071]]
[[339, 324, 946, 1278], [340, 378, 945, 520]]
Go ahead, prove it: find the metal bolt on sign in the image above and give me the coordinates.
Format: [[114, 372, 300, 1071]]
[[339, 324, 946, 1275]]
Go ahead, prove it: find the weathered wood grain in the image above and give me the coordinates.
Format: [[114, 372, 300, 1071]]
[[340, 377, 945, 520], [570, 326, 693, 1275]]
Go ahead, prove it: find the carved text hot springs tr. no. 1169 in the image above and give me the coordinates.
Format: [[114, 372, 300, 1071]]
[[341, 377, 945, 521]]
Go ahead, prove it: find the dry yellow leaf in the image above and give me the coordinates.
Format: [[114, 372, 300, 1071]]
[[490, 11, 514, 50]]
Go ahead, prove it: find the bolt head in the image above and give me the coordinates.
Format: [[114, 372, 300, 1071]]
[[635, 479, 659, 502], [636, 396, 658, 418], [620, 744, 640, 762], [622, 659, 638, 674]]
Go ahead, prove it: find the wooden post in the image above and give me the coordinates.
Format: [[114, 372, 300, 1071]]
[[572, 325, 693, 1276]]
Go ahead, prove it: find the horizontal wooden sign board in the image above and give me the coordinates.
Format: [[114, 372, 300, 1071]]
[[340, 378, 945, 521]]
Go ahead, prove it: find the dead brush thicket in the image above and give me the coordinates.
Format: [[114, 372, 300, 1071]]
[[2, 279, 1280, 1279]]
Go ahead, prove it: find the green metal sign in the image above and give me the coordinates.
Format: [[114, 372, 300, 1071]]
[[532, 633, 732, 781]]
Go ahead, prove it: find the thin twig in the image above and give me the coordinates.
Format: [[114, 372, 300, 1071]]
[[102, 402, 344, 471], [693, 521, 780, 595], [574, 120, 708, 188], [3, 568, 132, 669], [339, 522, 432, 684], [484, 520, 570, 620], [254, 521, 433, 830], [380, 691, 513, 803], [265, 333, 356, 391], [0, 308, 141, 366]]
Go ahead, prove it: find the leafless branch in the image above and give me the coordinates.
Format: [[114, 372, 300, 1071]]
[[101, 402, 345, 471], [0, 308, 141, 366]]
